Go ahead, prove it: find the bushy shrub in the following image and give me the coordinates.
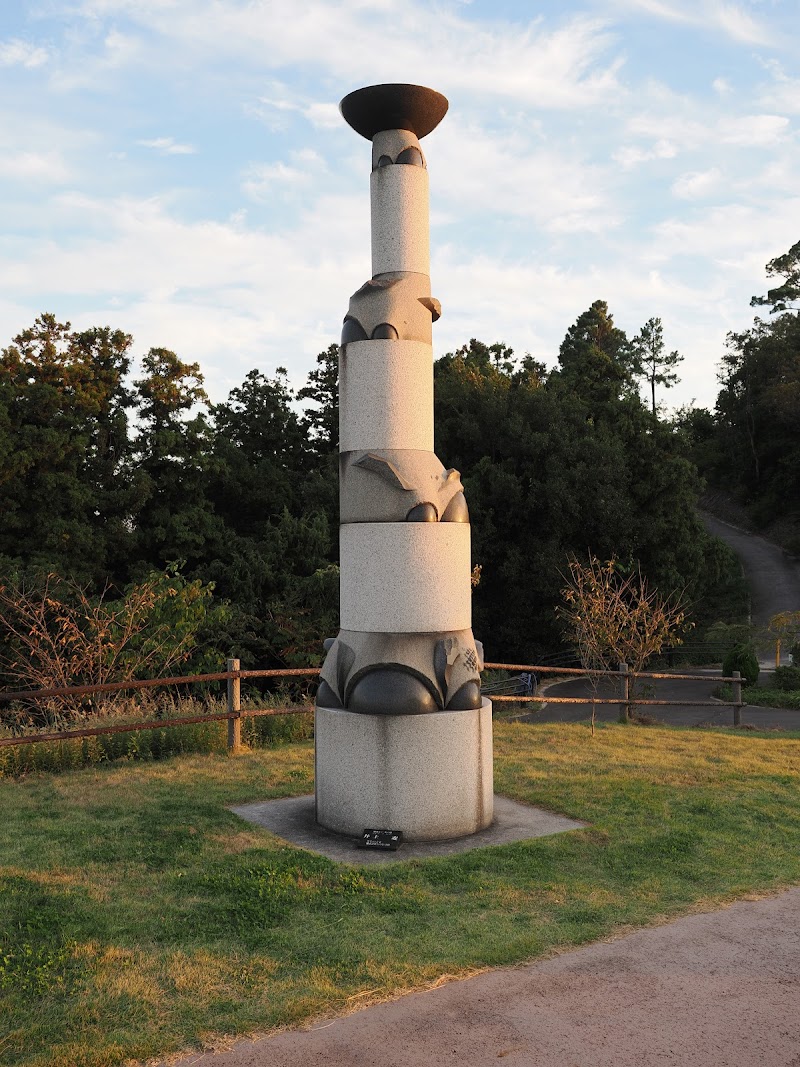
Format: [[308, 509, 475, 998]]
[[774, 665, 800, 692], [0, 565, 229, 729], [722, 644, 760, 687]]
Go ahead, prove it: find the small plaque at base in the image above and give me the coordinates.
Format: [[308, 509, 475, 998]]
[[360, 829, 403, 851]]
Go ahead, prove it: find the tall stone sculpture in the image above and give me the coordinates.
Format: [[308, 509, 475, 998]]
[[315, 84, 493, 842]]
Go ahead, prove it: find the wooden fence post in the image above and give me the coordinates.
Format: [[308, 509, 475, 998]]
[[618, 662, 630, 723], [227, 658, 241, 753], [732, 669, 742, 727]]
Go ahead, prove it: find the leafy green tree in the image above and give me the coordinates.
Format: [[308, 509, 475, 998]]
[[751, 239, 800, 314], [132, 349, 219, 570], [690, 241, 800, 550], [296, 343, 340, 545], [550, 299, 637, 408], [209, 368, 307, 540], [633, 317, 683, 418], [435, 315, 730, 661], [297, 343, 339, 455], [715, 314, 800, 523], [200, 364, 338, 668], [0, 315, 140, 582]]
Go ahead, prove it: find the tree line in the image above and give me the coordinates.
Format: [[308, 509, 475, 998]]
[[677, 240, 800, 554], [0, 287, 756, 686]]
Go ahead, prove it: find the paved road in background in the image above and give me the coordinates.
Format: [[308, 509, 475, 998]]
[[516, 672, 800, 730], [700, 511, 800, 628], [514, 513, 800, 730]]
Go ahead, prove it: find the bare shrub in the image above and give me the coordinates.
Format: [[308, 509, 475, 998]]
[[0, 568, 221, 730], [558, 554, 692, 728]]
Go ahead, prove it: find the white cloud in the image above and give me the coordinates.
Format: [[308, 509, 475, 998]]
[[241, 162, 309, 201], [671, 167, 722, 199], [0, 150, 71, 182], [48, 27, 144, 91], [241, 148, 325, 202], [613, 139, 677, 168], [0, 188, 368, 394], [59, 2, 625, 111], [624, 111, 790, 156], [605, 0, 776, 46], [247, 92, 343, 132], [431, 239, 745, 411], [0, 38, 48, 68], [303, 103, 342, 130], [650, 199, 800, 266], [717, 114, 789, 146], [431, 119, 619, 233], [2, 0, 796, 420], [757, 60, 800, 115], [713, 2, 775, 46], [137, 137, 196, 155]]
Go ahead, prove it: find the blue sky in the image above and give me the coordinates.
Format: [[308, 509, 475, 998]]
[[2, 0, 799, 412]]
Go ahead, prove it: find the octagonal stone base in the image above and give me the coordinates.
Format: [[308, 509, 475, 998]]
[[315, 699, 493, 842]]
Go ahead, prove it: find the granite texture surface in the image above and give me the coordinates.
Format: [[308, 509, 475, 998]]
[[344, 272, 438, 345], [339, 521, 471, 633], [371, 165, 429, 275], [314, 699, 493, 840], [339, 449, 463, 523], [339, 340, 434, 453], [371, 128, 425, 169], [318, 627, 483, 710]]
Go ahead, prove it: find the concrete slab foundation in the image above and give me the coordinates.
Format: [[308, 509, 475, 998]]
[[230, 793, 586, 865], [314, 699, 493, 840]]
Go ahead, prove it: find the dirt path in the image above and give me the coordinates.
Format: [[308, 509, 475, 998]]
[[160, 887, 800, 1067]]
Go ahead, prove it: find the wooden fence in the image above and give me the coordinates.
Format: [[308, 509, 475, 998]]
[[483, 661, 744, 725], [0, 659, 744, 752]]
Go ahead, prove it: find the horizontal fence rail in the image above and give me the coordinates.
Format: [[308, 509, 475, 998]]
[[0, 659, 749, 752], [0, 705, 313, 749], [484, 662, 740, 682], [483, 660, 744, 726], [0, 667, 320, 705], [0, 663, 320, 752], [490, 697, 736, 706]]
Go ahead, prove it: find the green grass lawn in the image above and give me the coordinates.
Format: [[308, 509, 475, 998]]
[[2, 721, 799, 1067], [715, 683, 800, 710], [745, 687, 800, 710]]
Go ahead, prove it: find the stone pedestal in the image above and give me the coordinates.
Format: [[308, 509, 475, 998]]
[[315, 699, 493, 841]]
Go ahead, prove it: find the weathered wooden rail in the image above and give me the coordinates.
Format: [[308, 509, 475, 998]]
[[0, 659, 745, 751], [0, 660, 319, 751], [483, 661, 744, 724]]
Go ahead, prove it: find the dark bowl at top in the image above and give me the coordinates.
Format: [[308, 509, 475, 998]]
[[340, 84, 448, 140]]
